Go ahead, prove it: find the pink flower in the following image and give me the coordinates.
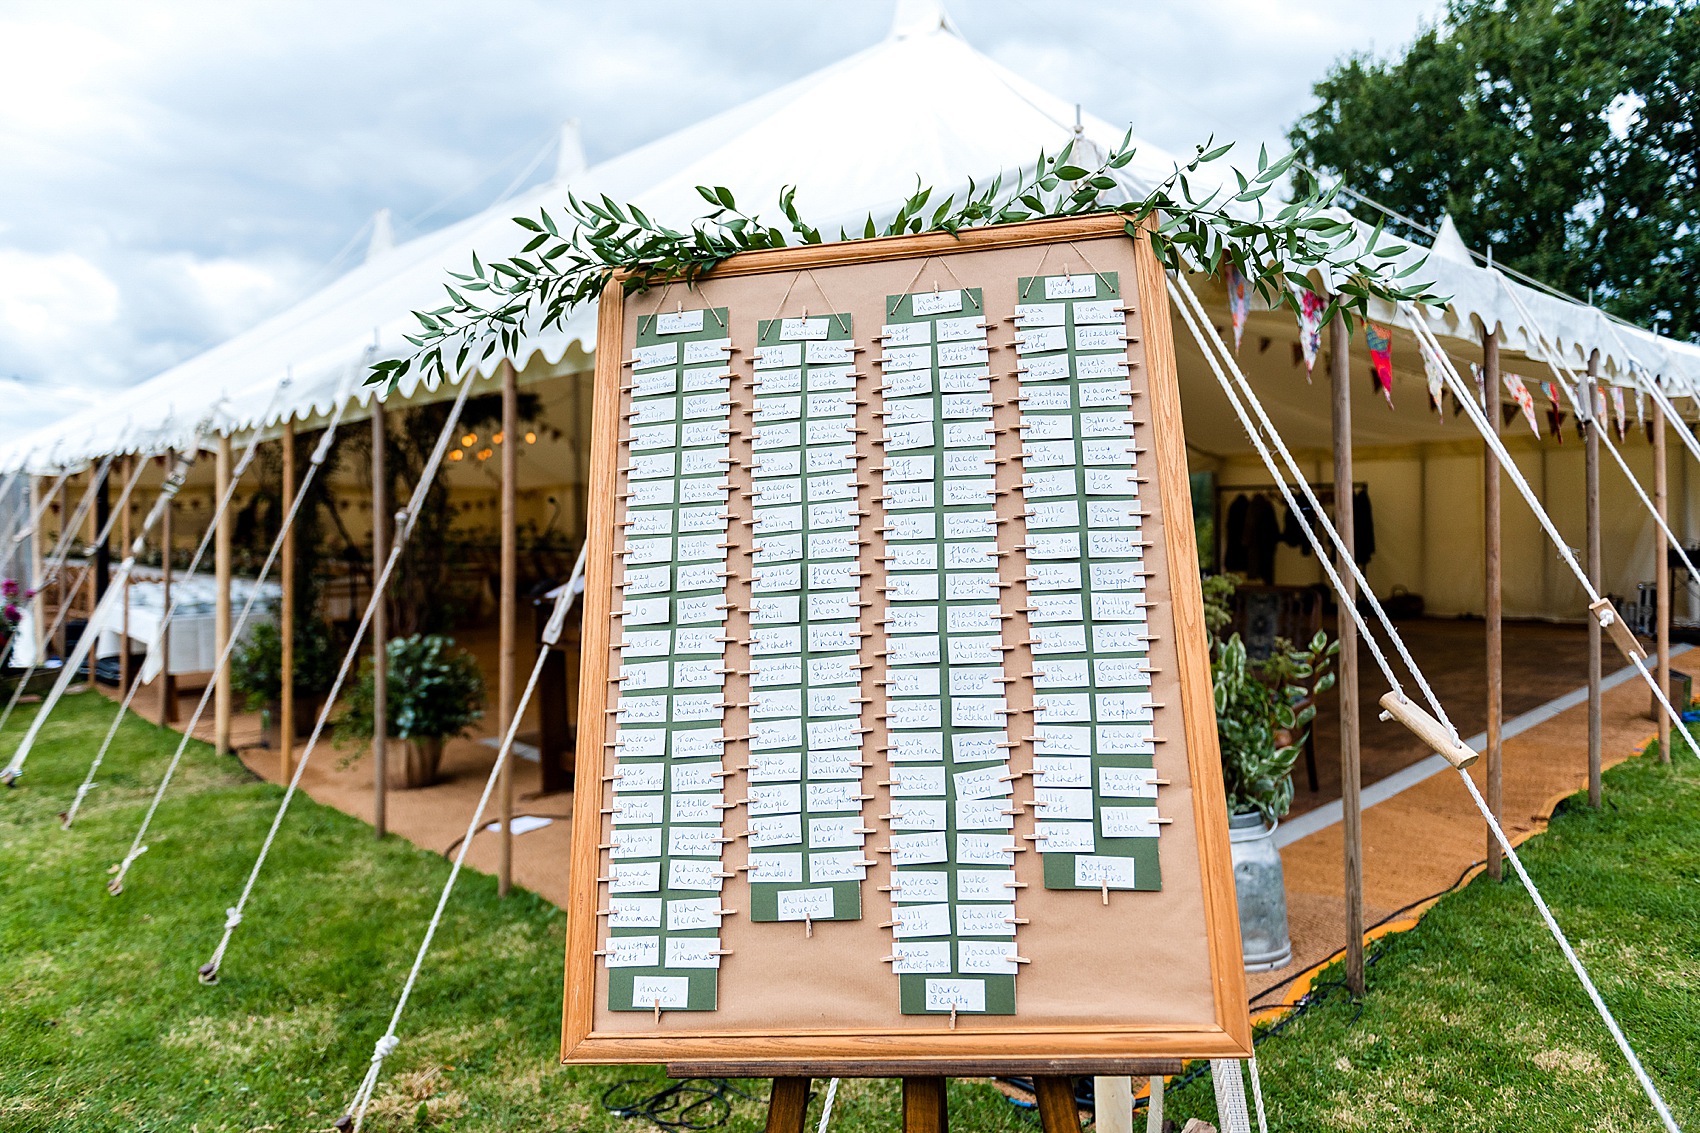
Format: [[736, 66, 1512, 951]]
[[0, 579, 16, 598], [2, 604, 18, 624]]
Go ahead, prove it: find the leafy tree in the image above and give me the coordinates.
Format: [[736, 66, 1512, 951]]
[[1289, 0, 1699, 341]]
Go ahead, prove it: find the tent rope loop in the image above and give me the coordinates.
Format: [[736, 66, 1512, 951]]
[[107, 844, 147, 895]]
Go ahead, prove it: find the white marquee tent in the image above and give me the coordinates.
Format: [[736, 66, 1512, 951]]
[[5, 0, 1700, 622]]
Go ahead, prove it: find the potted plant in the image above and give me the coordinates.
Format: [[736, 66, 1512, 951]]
[[1206, 576, 1337, 971], [338, 633, 485, 789], [231, 616, 339, 748], [0, 578, 25, 665]]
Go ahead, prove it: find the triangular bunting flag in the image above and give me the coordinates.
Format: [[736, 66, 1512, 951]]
[[1225, 263, 1250, 354], [1295, 287, 1324, 380], [1504, 372, 1540, 437], [1365, 322, 1394, 407], [1541, 381, 1564, 443], [1421, 343, 1446, 418]]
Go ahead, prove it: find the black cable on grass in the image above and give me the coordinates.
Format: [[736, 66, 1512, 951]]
[[439, 814, 573, 859], [601, 1077, 759, 1131]]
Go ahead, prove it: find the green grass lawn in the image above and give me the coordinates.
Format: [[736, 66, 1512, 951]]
[[1, 691, 1697, 1131]]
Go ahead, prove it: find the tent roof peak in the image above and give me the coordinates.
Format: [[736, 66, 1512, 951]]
[[553, 118, 587, 182], [364, 208, 395, 262], [888, 0, 961, 41], [1428, 214, 1475, 266]]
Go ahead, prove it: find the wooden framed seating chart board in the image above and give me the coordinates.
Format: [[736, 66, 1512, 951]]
[[564, 214, 1250, 1066]]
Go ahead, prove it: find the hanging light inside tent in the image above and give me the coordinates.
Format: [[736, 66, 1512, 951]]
[[493, 431, 505, 445], [462, 432, 477, 447], [524, 431, 536, 444], [448, 450, 463, 462]]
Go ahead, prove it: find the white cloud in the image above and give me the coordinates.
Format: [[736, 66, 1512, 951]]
[[0, 0, 1445, 435], [0, 247, 121, 350]]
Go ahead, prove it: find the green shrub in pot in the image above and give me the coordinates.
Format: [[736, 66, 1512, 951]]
[[1212, 630, 1336, 824], [230, 616, 339, 741], [338, 633, 485, 788]]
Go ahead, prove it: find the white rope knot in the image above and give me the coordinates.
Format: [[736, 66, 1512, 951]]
[[223, 907, 242, 929], [371, 1035, 399, 1062]]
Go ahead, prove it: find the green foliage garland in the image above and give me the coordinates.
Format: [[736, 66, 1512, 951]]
[[372, 133, 1445, 389]]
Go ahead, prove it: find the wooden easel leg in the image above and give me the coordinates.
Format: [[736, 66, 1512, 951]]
[[765, 1076, 811, 1133], [1033, 1076, 1082, 1133], [902, 1076, 948, 1133]]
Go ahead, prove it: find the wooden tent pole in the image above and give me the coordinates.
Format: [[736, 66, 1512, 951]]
[[119, 457, 133, 694], [1585, 351, 1602, 805], [159, 453, 176, 727], [1329, 311, 1364, 995], [498, 359, 518, 897], [29, 475, 45, 658], [1654, 399, 1671, 761], [372, 401, 389, 837], [84, 463, 100, 678], [281, 423, 296, 778], [215, 433, 233, 754], [1483, 331, 1504, 877]]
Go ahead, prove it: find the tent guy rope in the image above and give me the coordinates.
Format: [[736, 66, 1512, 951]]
[[1169, 274, 1681, 1131], [0, 455, 118, 737], [0, 468, 73, 678], [334, 547, 582, 1132], [105, 374, 357, 892], [1490, 275, 1700, 602], [0, 451, 156, 783], [62, 392, 281, 828], [1402, 308, 1685, 1132], [1403, 308, 1700, 760], [199, 368, 479, 983]]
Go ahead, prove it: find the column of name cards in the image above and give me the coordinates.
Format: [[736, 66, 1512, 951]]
[[1012, 273, 1166, 895], [604, 307, 735, 1013], [877, 288, 1022, 1017], [744, 313, 872, 926]]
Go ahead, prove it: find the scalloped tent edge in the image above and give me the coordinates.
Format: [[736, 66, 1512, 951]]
[[3, 7, 1696, 473]]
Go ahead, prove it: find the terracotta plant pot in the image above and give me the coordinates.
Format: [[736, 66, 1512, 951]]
[[387, 736, 444, 790]]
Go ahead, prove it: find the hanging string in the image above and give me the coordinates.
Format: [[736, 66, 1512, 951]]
[[199, 364, 479, 984]]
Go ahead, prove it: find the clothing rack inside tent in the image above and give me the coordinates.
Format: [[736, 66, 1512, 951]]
[[1214, 480, 1372, 581]]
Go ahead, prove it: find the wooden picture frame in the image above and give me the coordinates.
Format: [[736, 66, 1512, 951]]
[[563, 214, 1249, 1065]]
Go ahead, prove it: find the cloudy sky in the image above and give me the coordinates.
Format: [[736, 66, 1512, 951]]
[[0, 0, 1444, 432]]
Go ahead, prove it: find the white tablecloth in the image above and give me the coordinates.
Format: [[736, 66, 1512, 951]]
[[95, 572, 280, 680]]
